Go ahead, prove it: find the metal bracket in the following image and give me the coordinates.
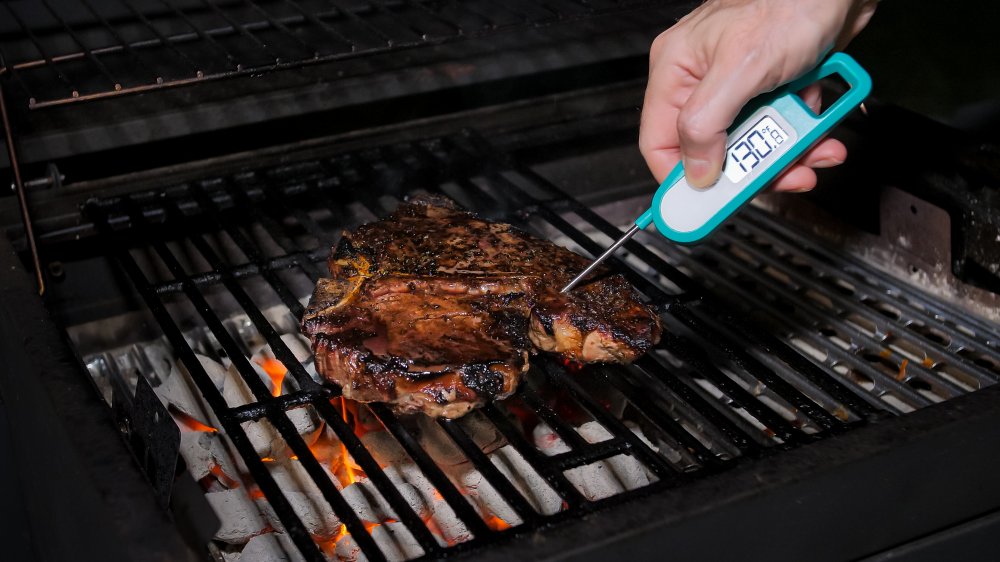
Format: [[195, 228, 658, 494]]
[[0, 75, 45, 295]]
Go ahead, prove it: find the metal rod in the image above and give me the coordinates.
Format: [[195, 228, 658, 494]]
[[0, 81, 44, 295], [560, 224, 639, 293]]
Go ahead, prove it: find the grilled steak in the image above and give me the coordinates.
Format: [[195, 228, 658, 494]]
[[302, 196, 661, 417]]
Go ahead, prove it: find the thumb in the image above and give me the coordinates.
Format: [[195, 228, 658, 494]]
[[678, 61, 776, 188]]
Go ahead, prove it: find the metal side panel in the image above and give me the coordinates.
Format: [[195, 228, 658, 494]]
[[0, 236, 195, 562]]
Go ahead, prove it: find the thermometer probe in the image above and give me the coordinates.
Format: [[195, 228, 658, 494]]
[[561, 53, 871, 293]]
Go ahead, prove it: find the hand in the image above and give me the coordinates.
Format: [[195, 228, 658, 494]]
[[639, 0, 878, 191]]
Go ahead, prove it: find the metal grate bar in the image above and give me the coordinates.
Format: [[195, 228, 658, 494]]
[[240, 0, 322, 58], [537, 358, 679, 480], [160, 194, 445, 556], [481, 403, 588, 508], [368, 403, 494, 538], [280, 0, 356, 52], [545, 438, 635, 471], [229, 388, 328, 421], [156, 0, 243, 70], [2, 3, 79, 98], [148, 249, 325, 295], [310, 399, 445, 555], [632, 356, 764, 454], [658, 331, 804, 444], [727, 215, 1000, 377], [436, 419, 541, 524], [37, 0, 122, 90], [124, 196, 389, 561], [76, 0, 163, 84], [319, 0, 394, 46], [697, 238, 967, 402], [741, 209, 1000, 343], [221, 179, 327, 280], [672, 251, 934, 413], [516, 384, 593, 452], [590, 365, 726, 468], [174, 188, 444, 553], [398, 0, 465, 36], [87, 200, 329, 562], [671, 303, 850, 431], [187, 182, 310, 319], [1, 0, 657, 108]]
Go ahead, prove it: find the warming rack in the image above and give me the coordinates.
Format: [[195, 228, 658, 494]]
[[0, 0, 657, 110]]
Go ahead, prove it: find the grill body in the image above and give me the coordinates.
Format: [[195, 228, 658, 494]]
[[1, 2, 999, 561]]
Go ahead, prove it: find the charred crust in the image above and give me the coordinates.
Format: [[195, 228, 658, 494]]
[[303, 201, 660, 417], [459, 363, 508, 400]]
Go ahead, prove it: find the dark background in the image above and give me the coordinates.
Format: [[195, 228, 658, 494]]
[[847, 0, 1000, 136]]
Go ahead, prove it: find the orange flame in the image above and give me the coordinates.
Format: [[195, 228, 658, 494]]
[[339, 396, 360, 486], [258, 358, 287, 397], [485, 515, 511, 531], [174, 410, 217, 433], [896, 358, 909, 381], [208, 463, 241, 489]]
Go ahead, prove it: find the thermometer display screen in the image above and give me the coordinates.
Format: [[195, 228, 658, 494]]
[[723, 116, 789, 183]]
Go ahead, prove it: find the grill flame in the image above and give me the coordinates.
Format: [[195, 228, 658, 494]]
[[258, 358, 287, 397]]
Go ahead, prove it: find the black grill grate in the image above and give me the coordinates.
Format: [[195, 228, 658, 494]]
[[73, 130, 1000, 560], [0, 0, 655, 109]]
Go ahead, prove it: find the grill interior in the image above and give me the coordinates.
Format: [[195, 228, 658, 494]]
[[40, 127, 1000, 560], [0, 0, 655, 109]]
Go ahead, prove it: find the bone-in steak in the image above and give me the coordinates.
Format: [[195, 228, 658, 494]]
[[302, 196, 661, 418]]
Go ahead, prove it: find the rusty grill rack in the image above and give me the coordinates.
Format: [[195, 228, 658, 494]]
[[74, 129, 1000, 561], [0, 0, 653, 109]]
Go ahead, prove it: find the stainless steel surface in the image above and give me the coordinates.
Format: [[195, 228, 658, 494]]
[[560, 223, 642, 293]]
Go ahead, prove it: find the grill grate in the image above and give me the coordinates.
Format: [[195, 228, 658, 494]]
[[0, 0, 655, 109], [70, 130, 999, 560]]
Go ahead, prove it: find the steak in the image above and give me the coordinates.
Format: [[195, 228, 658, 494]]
[[302, 196, 661, 418]]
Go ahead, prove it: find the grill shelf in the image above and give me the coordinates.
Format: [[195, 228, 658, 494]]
[[0, 0, 656, 109], [64, 129, 1000, 561]]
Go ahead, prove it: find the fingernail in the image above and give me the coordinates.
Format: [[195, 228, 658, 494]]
[[684, 158, 716, 189], [785, 186, 814, 193], [812, 157, 844, 169]]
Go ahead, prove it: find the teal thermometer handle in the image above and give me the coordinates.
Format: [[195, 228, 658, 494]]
[[634, 52, 872, 243]]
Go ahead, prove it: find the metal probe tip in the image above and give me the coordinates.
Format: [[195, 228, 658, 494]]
[[560, 224, 642, 293]]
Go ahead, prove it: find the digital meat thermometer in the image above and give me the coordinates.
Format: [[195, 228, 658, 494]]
[[561, 52, 871, 293]]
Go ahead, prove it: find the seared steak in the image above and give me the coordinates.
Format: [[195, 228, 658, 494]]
[[302, 196, 661, 417]]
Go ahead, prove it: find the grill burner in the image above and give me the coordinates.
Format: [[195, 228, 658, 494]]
[[49, 128, 1000, 560]]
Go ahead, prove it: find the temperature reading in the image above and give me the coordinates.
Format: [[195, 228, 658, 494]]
[[723, 116, 788, 183]]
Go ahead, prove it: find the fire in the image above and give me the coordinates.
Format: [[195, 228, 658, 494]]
[[258, 358, 287, 397], [339, 396, 361, 486], [173, 409, 217, 433], [896, 358, 909, 381], [485, 515, 511, 531], [209, 463, 241, 489]]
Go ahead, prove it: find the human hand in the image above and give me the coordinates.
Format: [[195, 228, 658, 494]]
[[639, 0, 878, 191]]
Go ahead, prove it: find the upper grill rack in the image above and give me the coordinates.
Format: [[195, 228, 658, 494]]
[[65, 130, 999, 561], [0, 0, 652, 109]]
